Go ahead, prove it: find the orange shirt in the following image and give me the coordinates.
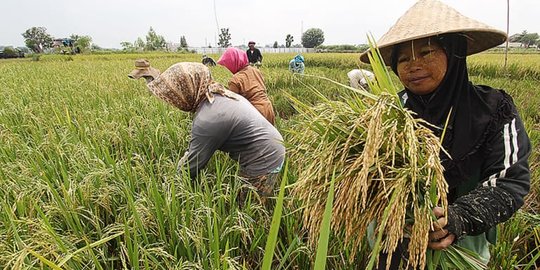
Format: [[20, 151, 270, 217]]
[[228, 66, 275, 125]]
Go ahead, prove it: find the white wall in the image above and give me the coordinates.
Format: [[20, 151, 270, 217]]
[[169, 45, 315, 54]]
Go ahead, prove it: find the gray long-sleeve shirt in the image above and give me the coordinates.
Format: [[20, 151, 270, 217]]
[[181, 93, 285, 178]]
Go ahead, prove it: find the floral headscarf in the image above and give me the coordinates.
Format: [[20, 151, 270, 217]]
[[146, 62, 236, 112], [217, 47, 249, 74]]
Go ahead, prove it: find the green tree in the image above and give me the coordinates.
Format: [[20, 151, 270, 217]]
[[301, 28, 325, 48], [0, 47, 20, 58], [180, 36, 188, 48], [285, 34, 294, 48], [145, 27, 166, 51], [520, 32, 539, 48], [70, 34, 80, 43], [91, 44, 102, 51], [273, 41, 278, 48], [134, 37, 145, 51], [512, 30, 540, 48], [508, 33, 521, 42], [70, 34, 92, 52], [120, 41, 134, 51], [21, 27, 53, 53], [76, 36, 92, 51], [218, 28, 231, 48]]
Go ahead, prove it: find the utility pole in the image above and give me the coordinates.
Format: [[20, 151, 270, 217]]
[[504, 0, 509, 70], [214, 0, 220, 33], [301, 20, 304, 47]]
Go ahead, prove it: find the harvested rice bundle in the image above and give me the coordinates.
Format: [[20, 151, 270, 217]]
[[287, 42, 448, 269]]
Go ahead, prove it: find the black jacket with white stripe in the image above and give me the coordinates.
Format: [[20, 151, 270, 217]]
[[445, 89, 531, 239]]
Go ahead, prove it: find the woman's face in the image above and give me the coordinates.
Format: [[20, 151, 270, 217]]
[[396, 37, 448, 95]]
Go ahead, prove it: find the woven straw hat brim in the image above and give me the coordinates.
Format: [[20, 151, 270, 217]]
[[359, 0, 507, 65], [128, 67, 160, 79]]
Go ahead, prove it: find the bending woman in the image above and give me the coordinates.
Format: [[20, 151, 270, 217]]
[[131, 62, 285, 198]]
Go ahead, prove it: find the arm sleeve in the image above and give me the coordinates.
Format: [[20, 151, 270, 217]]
[[179, 123, 227, 179], [228, 78, 242, 94], [348, 71, 361, 89], [446, 115, 531, 238]]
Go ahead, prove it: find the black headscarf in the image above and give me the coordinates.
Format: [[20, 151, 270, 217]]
[[391, 34, 513, 190]]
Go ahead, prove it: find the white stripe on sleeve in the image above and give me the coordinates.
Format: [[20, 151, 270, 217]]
[[484, 119, 518, 187], [511, 118, 518, 164]]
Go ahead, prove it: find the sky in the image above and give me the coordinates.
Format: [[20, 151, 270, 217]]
[[1, 0, 538, 49]]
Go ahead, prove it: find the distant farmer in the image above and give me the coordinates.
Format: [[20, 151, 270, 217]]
[[289, 54, 305, 74], [128, 59, 161, 83], [347, 69, 375, 90], [128, 61, 285, 202], [202, 54, 217, 66], [217, 47, 276, 124], [246, 41, 263, 67]]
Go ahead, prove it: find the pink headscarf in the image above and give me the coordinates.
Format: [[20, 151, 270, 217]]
[[217, 47, 249, 74]]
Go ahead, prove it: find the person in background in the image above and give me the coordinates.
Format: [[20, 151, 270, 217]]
[[360, 0, 531, 267], [128, 61, 285, 201], [246, 41, 263, 67], [217, 47, 276, 124], [289, 54, 305, 74], [202, 54, 217, 66], [347, 68, 375, 90]]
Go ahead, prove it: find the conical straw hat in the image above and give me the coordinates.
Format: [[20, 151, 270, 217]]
[[360, 0, 507, 64]]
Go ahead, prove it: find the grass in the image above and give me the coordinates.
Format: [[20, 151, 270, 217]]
[[0, 52, 538, 269]]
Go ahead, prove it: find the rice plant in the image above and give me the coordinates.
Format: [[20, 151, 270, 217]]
[[287, 81, 446, 269], [0, 51, 538, 269], [286, 37, 494, 269]]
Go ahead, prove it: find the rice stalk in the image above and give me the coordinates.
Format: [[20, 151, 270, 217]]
[[288, 92, 446, 269], [287, 36, 448, 269], [261, 162, 288, 270], [313, 169, 336, 270]]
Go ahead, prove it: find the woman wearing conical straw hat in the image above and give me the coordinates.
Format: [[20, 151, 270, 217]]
[[360, 0, 531, 267]]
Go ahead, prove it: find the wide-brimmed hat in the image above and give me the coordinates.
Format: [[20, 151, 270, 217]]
[[128, 59, 161, 80], [360, 0, 507, 64], [248, 41, 256, 45]]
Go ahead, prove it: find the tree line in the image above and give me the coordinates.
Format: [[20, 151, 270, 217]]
[[20, 26, 92, 54], [16, 26, 540, 54], [509, 30, 540, 48], [119, 27, 328, 52]]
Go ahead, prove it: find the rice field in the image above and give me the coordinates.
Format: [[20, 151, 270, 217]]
[[0, 52, 539, 269]]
